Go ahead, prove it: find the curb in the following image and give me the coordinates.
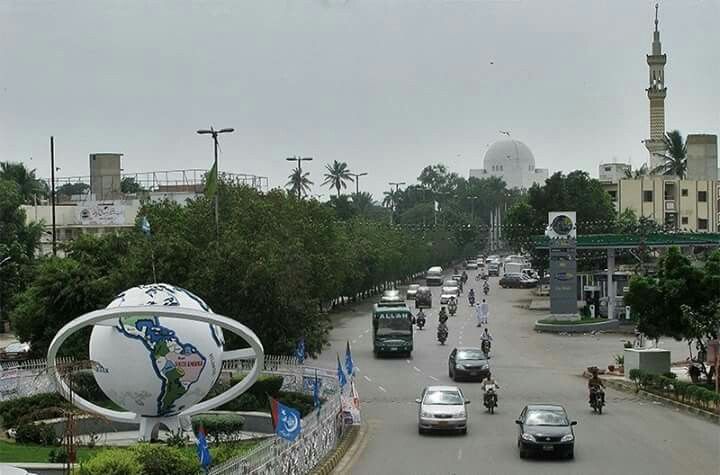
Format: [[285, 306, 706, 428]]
[[535, 319, 620, 333], [310, 425, 360, 475], [582, 371, 719, 424]]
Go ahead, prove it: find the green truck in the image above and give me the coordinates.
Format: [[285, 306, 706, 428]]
[[372, 301, 414, 357]]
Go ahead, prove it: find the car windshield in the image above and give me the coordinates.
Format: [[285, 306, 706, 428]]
[[457, 350, 487, 361], [423, 390, 463, 405], [442, 287, 458, 293], [525, 410, 569, 426]]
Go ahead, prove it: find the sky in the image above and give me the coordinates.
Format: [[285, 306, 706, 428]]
[[1, 0, 718, 201]]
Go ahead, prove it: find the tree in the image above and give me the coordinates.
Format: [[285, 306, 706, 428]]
[[121, 177, 145, 194], [285, 167, 313, 199], [624, 163, 649, 179], [382, 188, 401, 209], [652, 130, 687, 178], [57, 182, 90, 199], [321, 161, 353, 197], [0, 161, 48, 203], [351, 192, 375, 216]]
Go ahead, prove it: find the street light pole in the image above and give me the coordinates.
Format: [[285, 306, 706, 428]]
[[286, 156, 313, 199], [349, 172, 368, 195], [197, 127, 234, 237], [50, 137, 57, 256], [388, 181, 406, 225]]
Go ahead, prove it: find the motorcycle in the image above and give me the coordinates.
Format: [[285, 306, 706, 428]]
[[448, 302, 458, 317], [461, 272, 468, 284], [483, 285, 489, 296], [475, 273, 482, 282], [437, 325, 448, 345], [416, 315, 426, 330], [483, 387, 498, 414], [481, 339, 491, 356], [589, 386, 605, 414]]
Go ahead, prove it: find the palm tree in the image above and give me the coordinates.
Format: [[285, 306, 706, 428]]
[[624, 163, 649, 179], [351, 191, 375, 215], [652, 130, 687, 178], [286, 167, 313, 199], [321, 160, 353, 197], [0, 161, 48, 203], [382, 188, 400, 209]]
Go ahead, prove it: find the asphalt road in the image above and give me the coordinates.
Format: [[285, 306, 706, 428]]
[[312, 271, 719, 475]]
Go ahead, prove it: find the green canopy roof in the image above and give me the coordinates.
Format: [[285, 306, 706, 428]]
[[531, 233, 720, 250]]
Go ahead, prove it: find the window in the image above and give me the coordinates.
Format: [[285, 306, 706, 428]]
[[664, 182, 676, 201], [681, 189, 688, 197], [698, 219, 708, 230], [681, 216, 688, 225], [698, 191, 707, 202], [643, 190, 653, 202], [608, 190, 617, 200], [604, 166, 612, 172]]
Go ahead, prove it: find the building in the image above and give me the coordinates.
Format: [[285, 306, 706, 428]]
[[24, 154, 269, 255], [617, 176, 718, 232], [598, 163, 631, 211], [644, 4, 668, 171], [469, 139, 548, 190], [686, 134, 718, 181]]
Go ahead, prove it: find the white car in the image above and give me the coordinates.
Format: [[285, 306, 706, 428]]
[[440, 286, 459, 304], [417, 385, 469, 434], [406, 284, 420, 300]]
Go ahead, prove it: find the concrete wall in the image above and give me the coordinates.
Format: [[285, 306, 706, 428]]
[[624, 348, 671, 378], [89, 153, 122, 200], [686, 134, 718, 181]]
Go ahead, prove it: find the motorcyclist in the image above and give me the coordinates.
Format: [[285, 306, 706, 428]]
[[448, 297, 458, 316], [483, 280, 490, 295], [588, 368, 605, 405], [481, 373, 499, 405], [481, 328, 493, 353], [437, 321, 449, 343], [438, 307, 449, 324], [468, 288, 476, 305], [416, 309, 427, 328], [461, 271, 468, 283]]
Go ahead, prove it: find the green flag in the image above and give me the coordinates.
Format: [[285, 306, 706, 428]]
[[206, 161, 218, 199]]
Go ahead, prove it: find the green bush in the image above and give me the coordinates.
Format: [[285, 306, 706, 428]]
[[48, 448, 68, 463], [211, 441, 262, 465], [77, 448, 142, 475], [130, 444, 199, 475], [662, 372, 677, 380], [15, 422, 58, 446], [192, 414, 245, 442], [68, 371, 107, 403], [276, 392, 318, 417], [0, 393, 70, 428], [219, 393, 261, 412]]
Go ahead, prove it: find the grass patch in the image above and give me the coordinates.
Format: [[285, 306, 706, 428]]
[[0, 440, 101, 463], [537, 317, 607, 325]]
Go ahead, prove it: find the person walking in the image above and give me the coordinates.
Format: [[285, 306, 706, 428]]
[[475, 299, 489, 327]]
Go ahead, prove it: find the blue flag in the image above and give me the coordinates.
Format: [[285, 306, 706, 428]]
[[140, 216, 151, 236], [313, 369, 320, 412], [295, 338, 305, 364], [274, 400, 302, 442], [345, 341, 354, 378], [196, 429, 211, 471], [337, 353, 347, 389]]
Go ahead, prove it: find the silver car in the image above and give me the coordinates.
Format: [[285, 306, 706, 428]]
[[416, 385, 469, 434], [440, 286, 459, 304]]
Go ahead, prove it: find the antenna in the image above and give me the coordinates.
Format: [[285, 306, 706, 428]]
[[655, 3, 659, 31]]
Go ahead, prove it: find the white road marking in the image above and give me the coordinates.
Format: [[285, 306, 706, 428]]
[[413, 366, 422, 373], [378, 385, 387, 393], [364, 329, 369, 333], [406, 359, 411, 364], [358, 334, 364, 339], [429, 375, 439, 381], [457, 448, 463, 460], [352, 340, 357, 344], [364, 375, 372, 382]]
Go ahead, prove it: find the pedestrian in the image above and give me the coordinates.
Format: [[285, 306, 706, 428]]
[[475, 299, 489, 327]]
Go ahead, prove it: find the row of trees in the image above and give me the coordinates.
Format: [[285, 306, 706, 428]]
[[8, 180, 470, 358]]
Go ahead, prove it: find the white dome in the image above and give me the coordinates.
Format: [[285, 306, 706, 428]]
[[483, 139, 536, 172]]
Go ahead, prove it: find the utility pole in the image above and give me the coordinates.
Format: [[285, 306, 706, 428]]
[[50, 137, 57, 256], [388, 181, 405, 225], [197, 127, 234, 237], [286, 156, 313, 199], [349, 172, 368, 195]]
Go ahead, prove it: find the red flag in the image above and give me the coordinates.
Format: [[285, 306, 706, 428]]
[[269, 396, 280, 430]]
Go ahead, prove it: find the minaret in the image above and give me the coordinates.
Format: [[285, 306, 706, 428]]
[[645, 3, 668, 172]]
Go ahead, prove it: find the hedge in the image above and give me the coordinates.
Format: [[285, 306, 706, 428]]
[[191, 414, 245, 442], [15, 421, 58, 446], [77, 444, 199, 475], [628, 368, 720, 411], [76, 448, 143, 475], [0, 393, 70, 428]]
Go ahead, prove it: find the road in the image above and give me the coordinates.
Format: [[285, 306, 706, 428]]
[[312, 271, 719, 475]]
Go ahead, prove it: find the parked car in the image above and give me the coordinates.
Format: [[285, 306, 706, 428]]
[[500, 273, 537, 289], [406, 284, 420, 300], [416, 385, 469, 434], [448, 347, 490, 381], [415, 286, 432, 309], [515, 404, 576, 459], [440, 286, 460, 304], [0, 342, 31, 361]]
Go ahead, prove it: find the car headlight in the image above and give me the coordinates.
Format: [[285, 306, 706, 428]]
[[454, 410, 465, 417], [421, 411, 432, 418], [521, 433, 536, 442], [561, 434, 574, 442], [456, 363, 465, 369]]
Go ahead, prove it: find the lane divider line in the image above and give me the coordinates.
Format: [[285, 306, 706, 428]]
[[377, 386, 387, 393], [429, 376, 439, 382], [363, 375, 372, 382], [413, 366, 422, 373]]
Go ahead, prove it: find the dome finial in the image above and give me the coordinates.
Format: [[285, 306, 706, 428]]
[[499, 130, 511, 137], [654, 3, 659, 32]]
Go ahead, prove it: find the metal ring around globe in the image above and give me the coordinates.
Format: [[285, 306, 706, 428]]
[[47, 306, 264, 423]]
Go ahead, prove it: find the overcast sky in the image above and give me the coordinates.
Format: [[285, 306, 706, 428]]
[[1, 0, 718, 200]]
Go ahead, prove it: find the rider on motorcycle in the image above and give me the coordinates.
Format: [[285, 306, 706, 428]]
[[437, 321, 449, 342], [588, 368, 605, 405], [438, 307, 449, 324], [483, 280, 490, 294], [416, 309, 427, 328], [461, 271, 468, 283], [481, 373, 499, 401], [481, 328, 493, 352], [448, 297, 458, 315]]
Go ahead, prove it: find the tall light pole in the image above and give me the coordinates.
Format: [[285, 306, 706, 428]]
[[349, 172, 368, 195], [388, 181, 405, 224], [286, 156, 313, 199], [197, 127, 234, 237], [50, 137, 57, 256], [467, 195, 480, 223]]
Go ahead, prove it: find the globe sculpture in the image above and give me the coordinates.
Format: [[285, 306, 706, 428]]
[[47, 283, 264, 441]]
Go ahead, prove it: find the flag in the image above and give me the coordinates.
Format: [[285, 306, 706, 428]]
[[140, 216, 151, 236], [270, 398, 302, 442], [205, 160, 218, 199], [295, 338, 305, 364], [345, 341, 354, 378], [434, 200, 439, 212], [337, 353, 347, 390], [313, 369, 320, 413], [195, 427, 212, 472]]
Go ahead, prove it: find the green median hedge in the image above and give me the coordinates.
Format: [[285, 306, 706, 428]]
[[0, 393, 71, 429], [628, 368, 720, 411]]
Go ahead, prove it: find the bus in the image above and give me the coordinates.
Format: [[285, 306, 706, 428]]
[[426, 266, 443, 286], [372, 303, 414, 357]]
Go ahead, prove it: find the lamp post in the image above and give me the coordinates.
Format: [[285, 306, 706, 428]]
[[286, 156, 313, 199], [0, 256, 11, 331], [197, 127, 234, 236], [349, 172, 368, 195], [50, 137, 57, 256], [466, 195, 480, 223], [388, 181, 405, 224]]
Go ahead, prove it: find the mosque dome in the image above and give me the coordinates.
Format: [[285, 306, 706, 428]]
[[483, 139, 536, 174]]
